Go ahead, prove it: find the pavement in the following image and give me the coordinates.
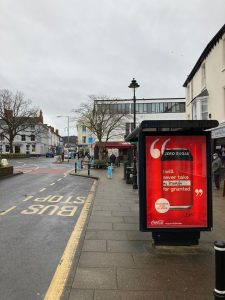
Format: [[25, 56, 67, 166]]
[[66, 164, 225, 300]]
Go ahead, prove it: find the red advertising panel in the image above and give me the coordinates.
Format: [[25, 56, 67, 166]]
[[146, 135, 208, 229]]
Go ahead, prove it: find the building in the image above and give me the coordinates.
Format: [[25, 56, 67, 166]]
[[76, 124, 95, 156], [77, 97, 186, 161], [183, 24, 225, 152], [94, 97, 186, 138], [0, 110, 61, 156]]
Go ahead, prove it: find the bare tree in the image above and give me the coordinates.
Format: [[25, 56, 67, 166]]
[[73, 95, 129, 160], [0, 89, 40, 153]]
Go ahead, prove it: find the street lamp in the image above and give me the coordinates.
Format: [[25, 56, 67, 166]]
[[128, 78, 140, 189], [57, 115, 70, 163]]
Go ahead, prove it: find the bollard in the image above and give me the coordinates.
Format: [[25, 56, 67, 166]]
[[107, 165, 112, 179], [77, 160, 81, 171], [214, 241, 225, 299], [75, 162, 77, 174], [88, 162, 90, 176]]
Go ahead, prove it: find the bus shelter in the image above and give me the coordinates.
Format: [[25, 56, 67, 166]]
[[125, 120, 219, 245]]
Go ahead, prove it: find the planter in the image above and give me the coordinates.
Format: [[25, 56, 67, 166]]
[[0, 166, 13, 177]]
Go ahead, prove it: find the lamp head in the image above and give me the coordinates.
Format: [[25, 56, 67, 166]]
[[128, 78, 140, 89]]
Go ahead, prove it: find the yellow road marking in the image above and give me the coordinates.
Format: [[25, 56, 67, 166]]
[[0, 206, 17, 216], [44, 180, 98, 300], [40, 188, 46, 192]]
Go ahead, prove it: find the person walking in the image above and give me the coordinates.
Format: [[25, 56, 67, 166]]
[[212, 153, 222, 189]]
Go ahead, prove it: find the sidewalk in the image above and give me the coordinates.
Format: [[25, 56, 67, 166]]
[[68, 166, 225, 300]]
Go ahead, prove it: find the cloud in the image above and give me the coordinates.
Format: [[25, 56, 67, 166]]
[[0, 0, 225, 135]]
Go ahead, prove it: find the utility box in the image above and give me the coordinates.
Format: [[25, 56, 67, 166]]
[[126, 120, 219, 245]]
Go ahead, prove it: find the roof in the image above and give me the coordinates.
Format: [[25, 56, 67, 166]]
[[183, 24, 225, 87], [125, 120, 219, 142], [95, 98, 185, 102], [191, 89, 209, 103]]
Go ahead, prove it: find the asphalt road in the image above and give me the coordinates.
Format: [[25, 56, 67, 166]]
[[0, 157, 94, 300]]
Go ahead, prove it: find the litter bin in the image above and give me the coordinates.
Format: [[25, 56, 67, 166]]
[[126, 166, 134, 184], [124, 161, 131, 179]]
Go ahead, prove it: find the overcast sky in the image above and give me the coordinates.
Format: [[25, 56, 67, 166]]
[[0, 0, 225, 136]]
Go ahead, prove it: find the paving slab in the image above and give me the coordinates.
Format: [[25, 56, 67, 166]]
[[68, 166, 225, 299]]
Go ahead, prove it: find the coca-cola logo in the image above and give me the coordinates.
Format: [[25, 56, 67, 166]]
[[151, 220, 164, 225]]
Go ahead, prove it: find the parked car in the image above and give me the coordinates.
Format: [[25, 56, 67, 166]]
[[46, 151, 54, 158]]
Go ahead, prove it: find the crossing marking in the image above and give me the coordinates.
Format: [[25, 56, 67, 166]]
[[40, 188, 46, 192], [50, 183, 55, 186], [44, 179, 98, 300]]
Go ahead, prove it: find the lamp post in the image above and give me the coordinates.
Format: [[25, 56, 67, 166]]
[[57, 115, 70, 163], [128, 78, 140, 189]]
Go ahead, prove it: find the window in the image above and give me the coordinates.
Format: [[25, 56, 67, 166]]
[[192, 97, 208, 120], [82, 136, 86, 143], [201, 63, 206, 87], [5, 145, 10, 152], [151, 103, 156, 113], [0, 145, 2, 153], [0, 134, 4, 141], [26, 145, 30, 150], [21, 135, 26, 141], [31, 135, 35, 141], [192, 101, 197, 120], [201, 99, 208, 120], [143, 103, 148, 113], [155, 103, 160, 113], [32, 145, 36, 152], [159, 103, 164, 113], [82, 126, 86, 132], [179, 103, 185, 112], [30, 124, 35, 130]]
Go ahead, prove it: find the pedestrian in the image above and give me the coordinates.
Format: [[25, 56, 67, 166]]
[[110, 153, 116, 165], [212, 153, 222, 189]]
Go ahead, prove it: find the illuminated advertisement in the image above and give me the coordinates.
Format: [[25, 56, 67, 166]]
[[145, 134, 209, 229]]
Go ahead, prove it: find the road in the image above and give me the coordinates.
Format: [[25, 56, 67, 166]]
[[0, 157, 94, 300]]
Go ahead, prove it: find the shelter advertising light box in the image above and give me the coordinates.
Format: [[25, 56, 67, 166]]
[[139, 131, 212, 232]]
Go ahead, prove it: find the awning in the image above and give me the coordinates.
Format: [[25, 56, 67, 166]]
[[95, 141, 133, 149]]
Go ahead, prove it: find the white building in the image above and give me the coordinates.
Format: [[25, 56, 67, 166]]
[[77, 97, 186, 160], [183, 24, 225, 149], [0, 111, 61, 156], [94, 98, 186, 139]]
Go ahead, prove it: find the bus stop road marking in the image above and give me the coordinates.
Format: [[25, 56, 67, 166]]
[[0, 206, 17, 216], [44, 179, 98, 300]]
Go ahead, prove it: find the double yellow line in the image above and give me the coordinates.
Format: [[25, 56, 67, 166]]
[[44, 180, 98, 300]]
